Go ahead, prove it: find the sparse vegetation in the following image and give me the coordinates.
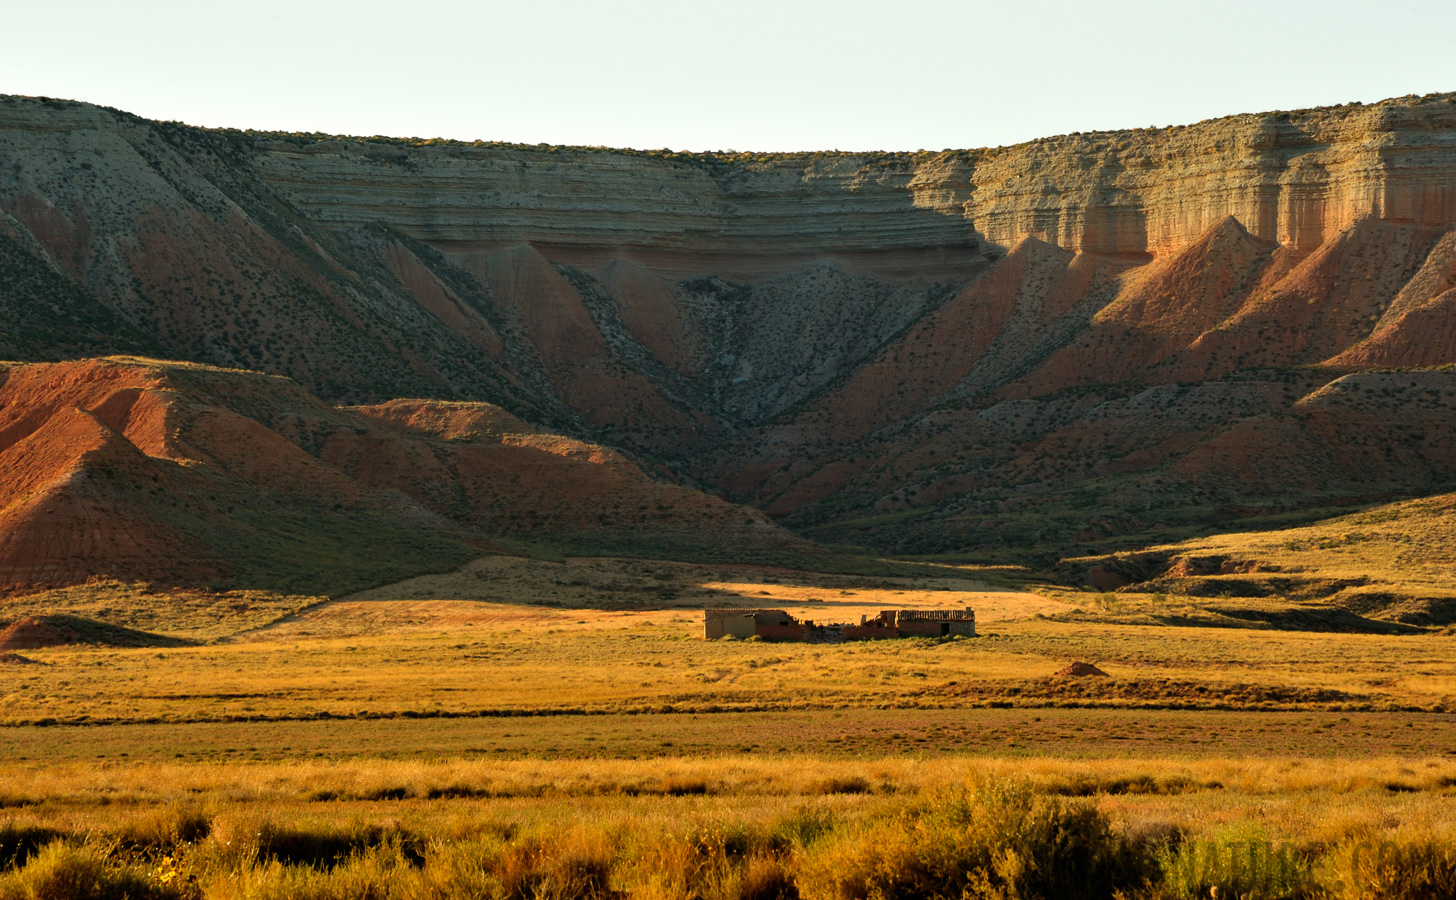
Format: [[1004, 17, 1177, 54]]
[[1, 555, 1455, 899], [0, 768, 1454, 900], [8, 88, 1456, 900]]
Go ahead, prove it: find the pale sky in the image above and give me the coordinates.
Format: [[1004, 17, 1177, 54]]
[[5, 0, 1454, 152]]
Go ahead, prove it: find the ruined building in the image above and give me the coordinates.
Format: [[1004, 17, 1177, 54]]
[[702, 608, 976, 642]]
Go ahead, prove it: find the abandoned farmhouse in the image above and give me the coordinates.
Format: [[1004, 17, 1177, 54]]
[[702, 608, 977, 642]]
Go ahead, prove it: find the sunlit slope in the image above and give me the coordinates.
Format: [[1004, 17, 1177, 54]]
[[0, 358, 799, 596]]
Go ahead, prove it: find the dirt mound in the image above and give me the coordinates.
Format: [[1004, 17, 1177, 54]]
[[0, 651, 40, 664], [0, 615, 75, 650], [1056, 662, 1109, 678], [0, 614, 191, 650]]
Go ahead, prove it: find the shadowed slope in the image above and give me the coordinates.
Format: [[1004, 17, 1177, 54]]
[[0, 359, 801, 597], [332, 397, 787, 552], [0, 613, 191, 650]]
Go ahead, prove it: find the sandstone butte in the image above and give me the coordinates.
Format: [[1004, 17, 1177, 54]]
[[1, 91, 1456, 588]]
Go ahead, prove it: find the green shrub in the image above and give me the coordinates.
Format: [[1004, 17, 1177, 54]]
[[1319, 835, 1456, 900], [1155, 824, 1311, 899]]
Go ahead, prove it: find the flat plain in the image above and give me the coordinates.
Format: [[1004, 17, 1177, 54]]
[[3, 554, 1456, 898]]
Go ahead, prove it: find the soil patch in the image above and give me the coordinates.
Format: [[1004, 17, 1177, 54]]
[[0, 614, 192, 651], [1057, 662, 1110, 677]]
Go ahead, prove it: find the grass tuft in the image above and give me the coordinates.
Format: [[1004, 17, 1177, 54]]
[[1320, 833, 1456, 900], [0, 842, 178, 900], [802, 776, 872, 796], [1153, 824, 1311, 899]]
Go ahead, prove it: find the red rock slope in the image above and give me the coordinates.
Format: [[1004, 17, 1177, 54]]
[[0, 358, 796, 596]]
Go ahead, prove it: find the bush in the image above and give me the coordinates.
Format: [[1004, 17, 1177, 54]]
[[799, 778, 1145, 900], [408, 837, 504, 900], [803, 777, 871, 796], [112, 805, 211, 852], [765, 807, 836, 853], [0, 842, 180, 900], [0, 823, 67, 870], [1045, 774, 1208, 797], [622, 828, 799, 900], [496, 830, 615, 900], [1155, 824, 1312, 899], [213, 844, 412, 900], [1319, 835, 1456, 900], [740, 855, 798, 900], [209, 815, 421, 869]]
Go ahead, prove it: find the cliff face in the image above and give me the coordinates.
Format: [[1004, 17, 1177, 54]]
[[964, 101, 1456, 257], [4, 92, 1456, 557], [0, 98, 558, 417], [253, 142, 987, 272], [251, 96, 1456, 262]]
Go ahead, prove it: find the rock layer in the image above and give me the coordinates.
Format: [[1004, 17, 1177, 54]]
[[4, 93, 1456, 556], [250, 96, 1456, 261]]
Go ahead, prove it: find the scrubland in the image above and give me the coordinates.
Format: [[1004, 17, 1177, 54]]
[[4, 600, 1454, 726], [3, 557, 1456, 898], [1063, 489, 1456, 631], [3, 758, 1456, 900]]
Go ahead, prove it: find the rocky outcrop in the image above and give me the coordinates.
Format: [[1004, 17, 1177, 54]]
[[5, 93, 1456, 556], [252, 141, 987, 271], [964, 100, 1456, 257], [249, 94, 1456, 261]]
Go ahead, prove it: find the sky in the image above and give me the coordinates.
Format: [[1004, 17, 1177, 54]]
[[5, 0, 1455, 152]]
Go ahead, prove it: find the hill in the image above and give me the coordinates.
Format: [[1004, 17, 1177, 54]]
[[0, 613, 191, 650], [0, 357, 798, 596], [1059, 490, 1456, 628], [2, 93, 1456, 553]]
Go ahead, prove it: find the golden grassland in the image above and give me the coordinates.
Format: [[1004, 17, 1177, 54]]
[[7, 706, 1456, 763], [2, 599, 1455, 725], [342, 555, 1045, 615], [1171, 492, 1456, 596], [0, 581, 322, 641], [1074, 491, 1456, 625], [4, 552, 1456, 897], [7, 753, 1456, 816], [2, 756, 1456, 899]]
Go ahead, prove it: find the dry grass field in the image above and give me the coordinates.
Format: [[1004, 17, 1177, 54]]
[[1167, 492, 1456, 601], [1063, 491, 1456, 632], [3, 553, 1456, 898], [1, 753, 1455, 899]]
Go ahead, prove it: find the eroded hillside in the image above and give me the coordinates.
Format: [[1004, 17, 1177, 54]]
[[3, 92, 1456, 556], [0, 358, 794, 595]]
